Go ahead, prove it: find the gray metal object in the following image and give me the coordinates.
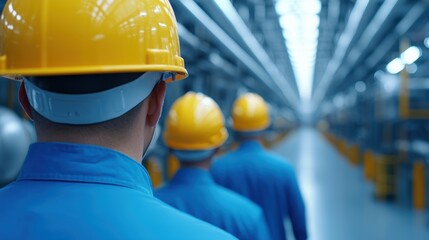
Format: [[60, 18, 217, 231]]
[[0, 107, 33, 187], [22, 120, 37, 143]]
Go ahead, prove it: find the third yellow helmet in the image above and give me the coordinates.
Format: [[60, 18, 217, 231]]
[[232, 93, 270, 132]]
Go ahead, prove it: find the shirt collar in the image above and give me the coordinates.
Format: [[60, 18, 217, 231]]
[[18, 142, 153, 195], [238, 140, 263, 151], [171, 167, 215, 185]]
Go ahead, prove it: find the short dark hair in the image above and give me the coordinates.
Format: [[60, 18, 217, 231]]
[[27, 73, 144, 94]]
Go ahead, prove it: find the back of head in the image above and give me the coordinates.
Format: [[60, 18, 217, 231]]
[[232, 93, 270, 138], [0, 0, 188, 150], [164, 92, 228, 163]]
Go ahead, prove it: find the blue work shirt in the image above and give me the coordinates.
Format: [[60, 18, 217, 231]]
[[211, 140, 308, 240], [155, 167, 271, 240], [0, 142, 236, 240]]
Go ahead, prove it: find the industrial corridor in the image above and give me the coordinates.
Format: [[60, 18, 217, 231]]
[[2, 0, 429, 239], [272, 128, 429, 240]]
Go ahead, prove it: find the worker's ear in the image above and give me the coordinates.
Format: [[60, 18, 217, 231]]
[[18, 82, 33, 119], [146, 81, 166, 127]]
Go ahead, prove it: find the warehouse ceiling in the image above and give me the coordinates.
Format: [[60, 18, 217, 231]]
[[171, 0, 429, 120], [0, 0, 429, 121]]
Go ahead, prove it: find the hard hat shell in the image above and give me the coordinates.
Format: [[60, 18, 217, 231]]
[[0, 0, 187, 81], [232, 93, 270, 131], [164, 92, 228, 150]]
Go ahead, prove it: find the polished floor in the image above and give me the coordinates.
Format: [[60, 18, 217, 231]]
[[271, 128, 429, 240]]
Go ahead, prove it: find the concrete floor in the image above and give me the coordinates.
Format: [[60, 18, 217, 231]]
[[271, 128, 429, 240]]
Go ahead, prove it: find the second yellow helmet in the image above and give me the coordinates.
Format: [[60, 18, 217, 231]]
[[232, 93, 270, 132], [164, 92, 228, 150]]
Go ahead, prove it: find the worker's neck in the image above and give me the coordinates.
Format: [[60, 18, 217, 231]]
[[238, 136, 261, 142], [37, 130, 145, 163], [180, 158, 212, 170]]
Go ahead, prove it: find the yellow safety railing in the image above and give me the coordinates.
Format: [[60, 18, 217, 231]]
[[338, 139, 348, 157], [413, 161, 426, 210], [364, 150, 376, 182], [375, 154, 397, 199], [347, 144, 360, 165], [399, 39, 429, 119], [145, 157, 164, 188], [167, 153, 180, 180]]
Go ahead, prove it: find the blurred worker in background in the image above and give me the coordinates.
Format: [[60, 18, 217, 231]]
[[0, 1, 235, 239], [155, 92, 271, 240], [211, 93, 308, 240]]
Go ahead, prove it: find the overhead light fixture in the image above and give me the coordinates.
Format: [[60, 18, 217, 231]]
[[276, 0, 321, 102], [386, 58, 404, 74], [425, 37, 429, 48], [406, 63, 418, 74], [302, 14, 320, 26], [306, 1, 322, 14], [354, 81, 367, 93], [282, 30, 288, 39], [333, 94, 345, 108], [279, 15, 298, 29], [275, 0, 293, 16], [400, 46, 422, 64]]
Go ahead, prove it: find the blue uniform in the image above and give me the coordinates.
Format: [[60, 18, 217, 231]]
[[0, 143, 235, 240], [211, 140, 308, 240], [155, 168, 271, 240]]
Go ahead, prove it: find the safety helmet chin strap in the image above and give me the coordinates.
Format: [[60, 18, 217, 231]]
[[24, 72, 171, 125], [172, 149, 217, 163]]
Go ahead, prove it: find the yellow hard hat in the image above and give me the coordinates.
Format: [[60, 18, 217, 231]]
[[164, 92, 228, 150], [232, 93, 270, 131], [0, 0, 187, 81]]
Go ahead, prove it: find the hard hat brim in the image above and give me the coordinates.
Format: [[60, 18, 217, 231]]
[[0, 64, 188, 82]]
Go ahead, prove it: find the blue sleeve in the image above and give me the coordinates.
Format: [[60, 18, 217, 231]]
[[252, 211, 272, 240], [286, 169, 308, 240]]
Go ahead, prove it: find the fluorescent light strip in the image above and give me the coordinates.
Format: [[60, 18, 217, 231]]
[[275, 0, 321, 101], [386, 46, 422, 74]]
